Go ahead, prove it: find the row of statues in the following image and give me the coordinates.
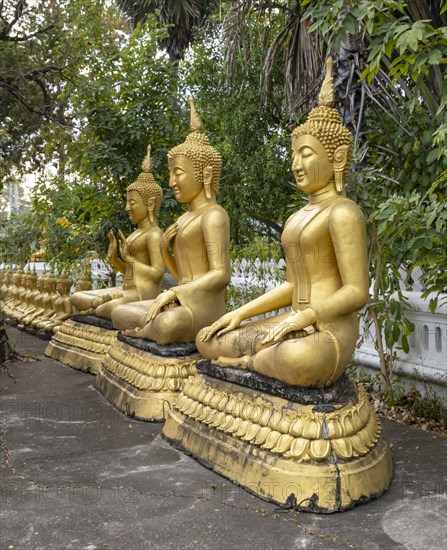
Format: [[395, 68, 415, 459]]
[[59, 68, 367, 390], [2, 265, 73, 334], [4, 65, 368, 389], [3, 59, 392, 512]]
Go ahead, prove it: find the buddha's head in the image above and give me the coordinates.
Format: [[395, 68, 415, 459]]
[[76, 261, 92, 292], [45, 267, 57, 293], [13, 266, 24, 287], [291, 57, 354, 194], [36, 269, 47, 292], [56, 269, 72, 296], [28, 265, 38, 289], [22, 266, 31, 289], [126, 144, 163, 224], [167, 98, 222, 201]]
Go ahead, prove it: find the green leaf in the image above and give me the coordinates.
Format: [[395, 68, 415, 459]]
[[401, 334, 410, 353], [428, 49, 443, 65], [426, 148, 440, 165]]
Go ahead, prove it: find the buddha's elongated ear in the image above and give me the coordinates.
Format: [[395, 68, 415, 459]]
[[333, 144, 350, 193], [203, 166, 213, 199], [147, 197, 155, 223]]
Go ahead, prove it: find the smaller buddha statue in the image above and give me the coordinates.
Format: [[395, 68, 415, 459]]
[[0, 266, 12, 300], [11, 265, 36, 320], [38, 270, 73, 333], [16, 266, 40, 323], [75, 262, 93, 293], [25, 268, 55, 329], [7, 266, 27, 320], [70, 145, 164, 319], [4, 266, 24, 316], [112, 98, 231, 344]]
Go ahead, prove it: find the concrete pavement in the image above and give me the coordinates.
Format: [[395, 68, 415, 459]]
[[1, 327, 446, 550]]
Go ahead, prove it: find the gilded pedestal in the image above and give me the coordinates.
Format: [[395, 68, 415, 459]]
[[162, 362, 393, 512], [95, 334, 200, 421], [45, 315, 118, 374]]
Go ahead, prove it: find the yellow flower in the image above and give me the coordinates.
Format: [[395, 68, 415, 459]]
[[57, 217, 71, 228]]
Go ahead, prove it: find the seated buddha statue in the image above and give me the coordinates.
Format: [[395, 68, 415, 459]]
[[112, 98, 231, 344], [198, 58, 369, 388], [16, 266, 39, 322], [11, 265, 37, 320], [38, 270, 73, 333], [31, 268, 58, 329], [70, 145, 164, 319], [18, 270, 46, 328], [4, 266, 24, 312], [8, 266, 29, 320], [0, 266, 12, 299], [75, 262, 93, 293]]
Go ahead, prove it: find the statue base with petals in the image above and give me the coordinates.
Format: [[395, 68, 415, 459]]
[[162, 361, 393, 512], [95, 334, 201, 421], [45, 315, 118, 374]]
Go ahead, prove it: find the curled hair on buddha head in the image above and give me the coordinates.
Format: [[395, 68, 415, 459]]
[[292, 57, 354, 180], [167, 97, 222, 193], [126, 144, 163, 218]]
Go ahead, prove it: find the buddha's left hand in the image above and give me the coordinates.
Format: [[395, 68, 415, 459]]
[[261, 308, 316, 345], [145, 289, 177, 323]]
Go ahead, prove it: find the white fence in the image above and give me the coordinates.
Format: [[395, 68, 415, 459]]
[[5, 259, 446, 397]]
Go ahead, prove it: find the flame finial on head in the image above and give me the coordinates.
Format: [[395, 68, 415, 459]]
[[141, 144, 152, 173], [318, 57, 334, 108], [189, 97, 204, 133]]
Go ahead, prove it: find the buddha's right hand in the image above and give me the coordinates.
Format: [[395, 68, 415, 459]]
[[200, 311, 243, 342], [144, 289, 177, 324], [107, 231, 118, 261]]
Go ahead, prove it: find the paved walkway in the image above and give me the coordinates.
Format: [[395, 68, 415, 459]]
[[1, 327, 446, 550]]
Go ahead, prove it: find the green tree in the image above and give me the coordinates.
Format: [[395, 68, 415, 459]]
[[115, 0, 220, 62]]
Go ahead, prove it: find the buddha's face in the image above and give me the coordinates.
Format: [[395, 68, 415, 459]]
[[292, 135, 334, 194], [125, 190, 147, 224], [168, 156, 202, 203], [57, 281, 68, 295]]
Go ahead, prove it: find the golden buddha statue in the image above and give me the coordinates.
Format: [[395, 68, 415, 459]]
[[198, 58, 368, 388], [31, 268, 57, 330], [16, 266, 39, 323], [75, 262, 93, 292], [38, 270, 73, 334], [70, 145, 164, 318], [4, 266, 24, 313], [0, 266, 12, 301], [96, 98, 231, 421], [7, 266, 28, 320], [111, 99, 231, 343], [17, 270, 46, 328], [11, 265, 36, 320], [162, 59, 392, 512]]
